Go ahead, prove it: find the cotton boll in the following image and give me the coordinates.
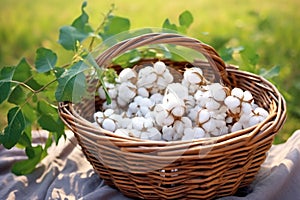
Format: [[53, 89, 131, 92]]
[[187, 72, 202, 84], [138, 87, 149, 98], [209, 83, 227, 102], [117, 96, 128, 107], [173, 120, 184, 134], [224, 96, 240, 110], [128, 102, 139, 113], [231, 88, 244, 99], [188, 106, 200, 123], [150, 93, 163, 104], [248, 116, 262, 127], [118, 82, 137, 105], [98, 87, 107, 100], [94, 111, 104, 123], [115, 129, 130, 137], [119, 68, 137, 83], [173, 132, 183, 141], [202, 119, 216, 132], [181, 129, 195, 141], [153, 61, 167, 75], [147, 128, 162, 140], [140, 132, 150, 140], [205, 99, 220, 111], [183, 68, 204, 84], [182, 127, 205, 140], [182, 117, 193, 128], [164, 93, 184, 110], [102, 99, 114, 109], [140, 107, 150, 116], [165, 83, 189, 101], [138, 66, 154, 78], [154, 105, 174, 126], [132, 117, 145, 131], [162, 71, 174, 84], [194, 90, 211, 107], [248, 107, 268, 127], [137, 67, 157, 88], [243, 90, 253, 102], [104, 109, 114, 117], [254, 107, 269, 118], [185, 95, 196, 110], [231, 122, 243, 132], [119, 117, 132, 129], [197, 109, 210, 124], [162, 126, 174, 141], [102, 118, 116, 132], [109, 88, 118, 99], [140, 98, 154, 108], [156, 77, 169, 90], [171, 106, 185, 117], [164, 114, 175, 126], [241, 102, 252, 115], [129, 129, 141, 138]]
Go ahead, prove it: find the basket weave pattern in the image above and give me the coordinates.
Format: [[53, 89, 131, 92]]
[[58, 33, 286, 199]]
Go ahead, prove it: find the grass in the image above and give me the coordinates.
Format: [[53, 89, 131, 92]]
[[1, 0, 299, 143]]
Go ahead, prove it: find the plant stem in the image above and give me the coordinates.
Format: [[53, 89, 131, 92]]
[[10, 78, 57, 94], [88, 4, 116, 52]]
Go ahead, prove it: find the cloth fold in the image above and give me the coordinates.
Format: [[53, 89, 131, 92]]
[[1, 130, 300, 200]]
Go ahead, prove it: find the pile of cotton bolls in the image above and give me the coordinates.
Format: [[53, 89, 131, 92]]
[[93, 61, 269, 141]]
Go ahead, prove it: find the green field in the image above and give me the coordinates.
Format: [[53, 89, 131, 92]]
[[1, 0, 299, 143]]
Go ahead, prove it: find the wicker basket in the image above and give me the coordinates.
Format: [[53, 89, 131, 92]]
[[58, 33, 286, 199]]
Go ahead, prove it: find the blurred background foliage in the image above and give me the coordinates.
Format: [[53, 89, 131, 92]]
[[1, 0, 299, 143]]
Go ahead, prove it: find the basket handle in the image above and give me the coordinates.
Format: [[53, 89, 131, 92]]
[[95, 33, 230, 86]]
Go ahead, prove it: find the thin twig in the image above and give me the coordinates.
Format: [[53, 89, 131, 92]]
[[88, 4, 116, 52]]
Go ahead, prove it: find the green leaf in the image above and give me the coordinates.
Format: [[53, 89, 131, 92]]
[[37, 115, 59, 134], [0, 66, 16, 80], [179, 10, 193, 28], [22, 103, 37, 123], [0, 107, 25, 149], [100, 15, 130, 40], [17, 127, 32, 148], [37, 115, 64, 144], [0, 82, 11, 104], [13, 58, 42, 90], [58, 26, 89, 50], [37, 100, 65, 144], [259, 65, 280, 79], [58, 2, 93, 51], [8, 85, 26, 105], [162, 19, 178, 32], [12, 58, 32, 82], [37, 100, 57, 116], [35, 47, 57, 73], [0, 67, 14, 103], [71, 1, 93, 34], [11, 145, 43, 175], [55, 61, 89, 102]]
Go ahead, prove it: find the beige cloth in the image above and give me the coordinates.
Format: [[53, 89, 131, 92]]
[[1, 130, 300, 200]]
